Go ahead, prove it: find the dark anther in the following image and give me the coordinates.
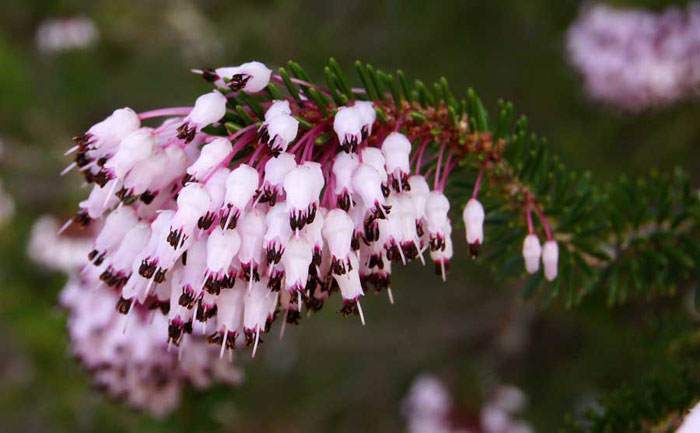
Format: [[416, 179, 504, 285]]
[[116, 297, 133, 315]]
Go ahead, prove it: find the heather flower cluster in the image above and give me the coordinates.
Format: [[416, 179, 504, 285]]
[[28, 216, 243, 417], [567, 2, 700, 111], [62, 60, 559, 366]]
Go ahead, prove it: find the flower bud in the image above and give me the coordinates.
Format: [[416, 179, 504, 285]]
[[522, 234, 542, 274], [542, 240, 559, 281]]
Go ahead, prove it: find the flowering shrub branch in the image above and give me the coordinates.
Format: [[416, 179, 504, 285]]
[[61, 58, 700, 381]]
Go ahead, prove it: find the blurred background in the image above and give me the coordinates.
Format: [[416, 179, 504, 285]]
[[1, 1, 699, 432]]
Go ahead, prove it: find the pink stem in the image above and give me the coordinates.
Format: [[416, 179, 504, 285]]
[[433, 142, 446, 190], [439, 154, 455, 191], [139, 107, 192, 120], [525, 204, 535, 234], [412, 138, 430, 174], [290, 123, 326, 155], [471, 165, 485, 200], [248, 143, 267, 166], [532, 200, 553, 240]]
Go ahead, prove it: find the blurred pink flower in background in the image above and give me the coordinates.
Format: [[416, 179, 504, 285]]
[[35, 17, 99, 54], [566, 2, 700, 111]]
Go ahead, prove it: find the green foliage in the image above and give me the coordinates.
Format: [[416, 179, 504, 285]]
[[266, 59, 700, 310]]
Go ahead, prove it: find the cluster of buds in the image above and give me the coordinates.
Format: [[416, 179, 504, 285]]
[[61, 60, 559, 366]]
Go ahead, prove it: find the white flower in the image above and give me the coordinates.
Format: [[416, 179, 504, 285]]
[[542, 240, 559, 281], [352, 163, 389, 220], [215, 61, 271, 93], [331, 151, 359, 210], [223, 164, 259, 229], [186, 137, 232, 182], [333, 106, 363, 152], [381, 132, 412, 191], [168, 183, 211, 248], [178, 91, 227, 142], [261, 113, 299, 154], [204, 227, 241, 293], [260, 152, 296, 205], [322, 209, 355, 274], [425, 191, 450, 252], [104, 128, 155, 179], [462, 198, 485, 255], [522, 234, 542, 274], [353, 101, 376, 137], [264, 100, 292, 121], [281, 236, 313, 294]]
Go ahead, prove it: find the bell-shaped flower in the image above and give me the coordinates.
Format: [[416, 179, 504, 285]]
[[462, 198, 485, 257], [283, 162, 324, 231], [353, 101, 376, 138], [331, 151, 359, 211], [260, 112, 298, 155], [103, 128, 156, 181], [100, 222, 151, 290], [211, 282, 245, 351], [281, 236, 313, 295], [260, 152, 296, 205], [322, 209, 355, 274], [429, 220, 453, 282], [352, 163, 390, 221], [407, 175, 430, 237], [333, 253, 365, 323], [215, 61, 271, 93], [381, 132, 412, 192], [237, 208, 266, 284], [264, 100, 292, 121], [77, 179, 121, 224], [200, 167, 229, 230], [120, 151, 169, 204], [186, 137, 232, 182], [168, 183, 211, 248], [177, 91, 227, 143], [174, 238, 207, 309], [425, 191, 450, 252], [222, 164, 259, 229], [522, 234, 542, 274], [263, 202, 293, 266], [542, 240, 559, 281], [90, 206, 139, 265], [204, 227, 241, 294], [243, 279, 275, 354], [333, 106, 362, 152], [74, 107, 140, 155]]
